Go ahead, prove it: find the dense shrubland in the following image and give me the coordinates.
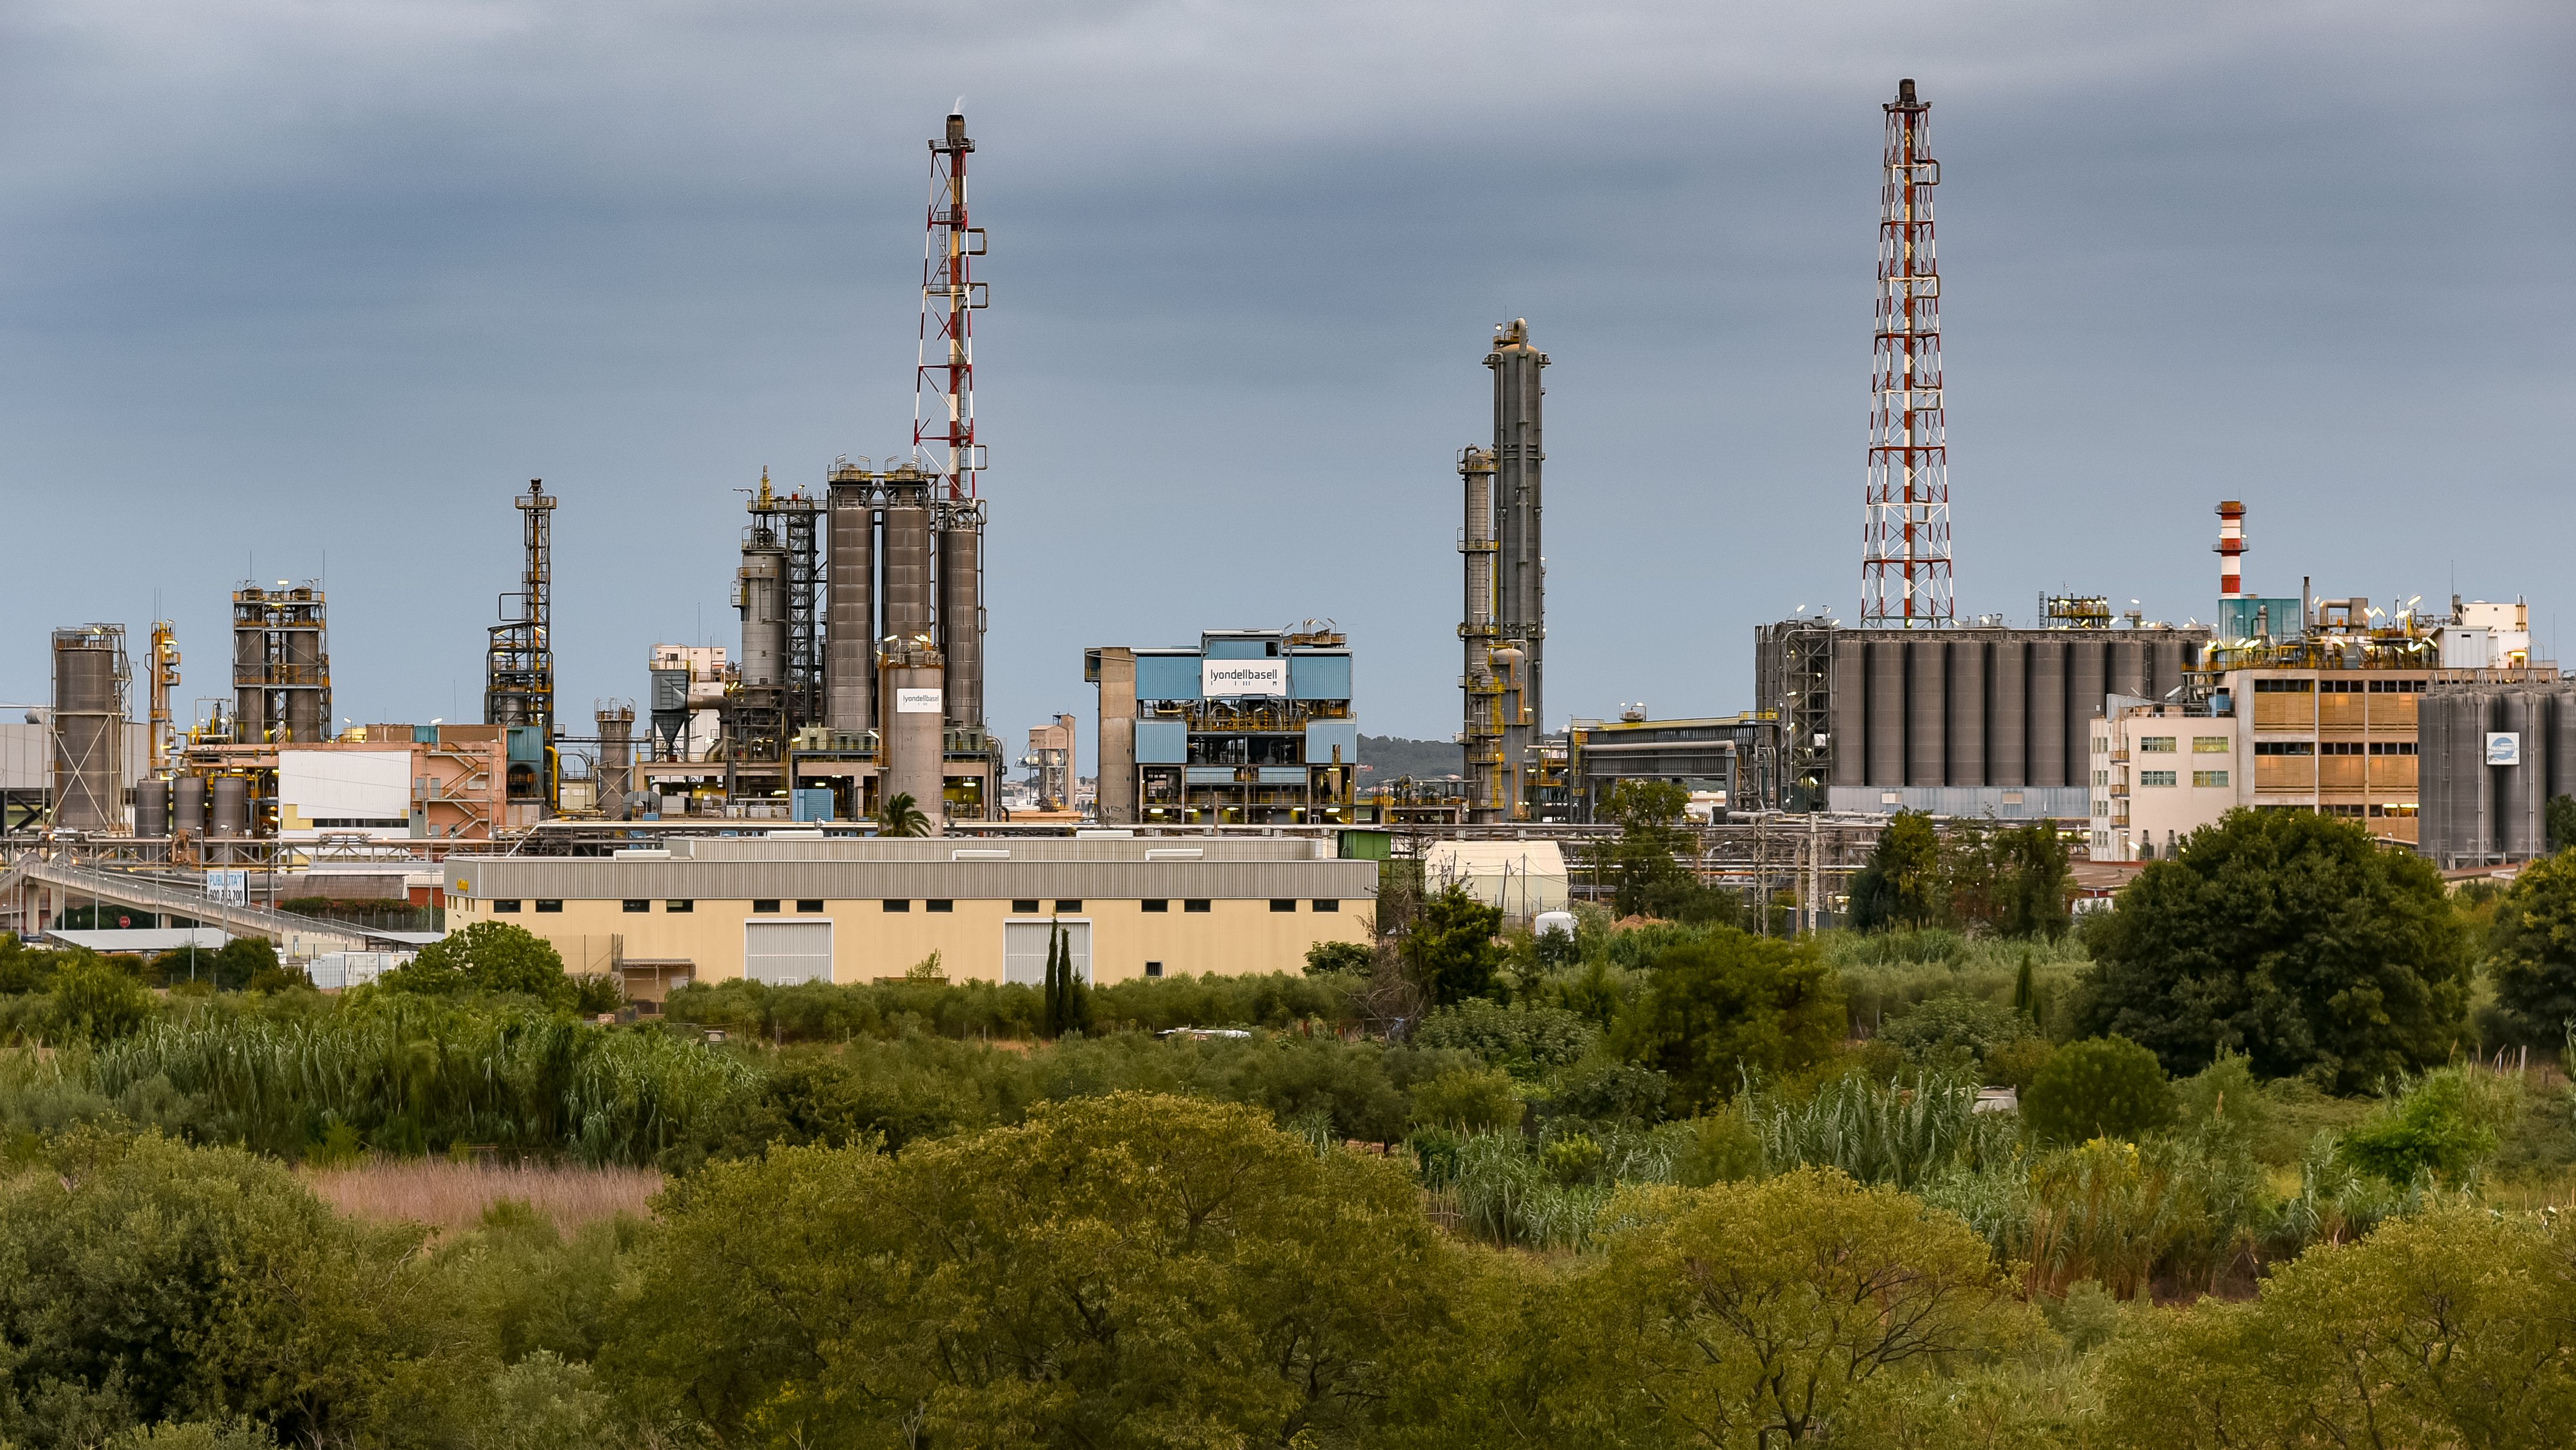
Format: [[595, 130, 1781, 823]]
[[7, 809, 2576, 1444]]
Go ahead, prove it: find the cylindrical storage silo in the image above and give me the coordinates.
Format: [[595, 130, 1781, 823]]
[[1906, 640, 1947, 787], [826, 485, 876, 737], [210, 776, 250, 838], [232, 616, 268, 742], [2109, 639, 2147, 702], [49, 631, 123, 834], [879, 661, 946, 834], [1829, 639, 1868, 789], [2066, 639, 2108, 782], [1866, 641, 1906, 787], [1989, 639, 2028, 786], [1949, 641, 1987, 786], [882, 491, 933, 649], [282, 626, 323, 741], [174, 775, 208, 842], [2551, 684, 2576, 812], [135, 778, 169, 841], [2464, 692, 2499, 866], [2027, 640, 2068, 786], [937, 504, 984, 731], [2498, 691, 2542, 859], [737, 545, 787, 689]]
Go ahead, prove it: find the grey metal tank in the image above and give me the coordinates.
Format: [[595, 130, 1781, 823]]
[[736, 541, 787, 689], [1948, 641, 1987, 785], [881, 475, 934, 651], [879, 660, 946, 834], [1906, 640, 1946, 786], [2026, 639, 2068, 786], [938, 501, 985, 731], [826, 469, 876, 737], [210, 776, 250, 839]]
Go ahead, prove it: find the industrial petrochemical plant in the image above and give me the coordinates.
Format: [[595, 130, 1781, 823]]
[[3, 82, 2555, 994]]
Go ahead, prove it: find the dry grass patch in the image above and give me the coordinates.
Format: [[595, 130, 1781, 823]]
[[304, 1158, 663, 1235]]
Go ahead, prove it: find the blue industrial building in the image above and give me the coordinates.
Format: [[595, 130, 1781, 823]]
[[1087, 626, 1357, 825]]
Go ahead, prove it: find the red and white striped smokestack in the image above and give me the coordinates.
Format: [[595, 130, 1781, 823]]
[[2215, 500, 2246, 599]]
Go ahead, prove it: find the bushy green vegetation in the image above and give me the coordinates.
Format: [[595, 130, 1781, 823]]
[[5, 829, 2576, 1445]]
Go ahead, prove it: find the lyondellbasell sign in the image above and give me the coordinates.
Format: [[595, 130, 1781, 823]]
[[2487, 732, 2522, 766], [1201, 659, 1287, 697], [896, 688, 944, 714]]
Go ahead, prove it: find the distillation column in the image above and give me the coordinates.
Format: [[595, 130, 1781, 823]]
[[1459, 446, 1509, 824], [1488, 319, 1547, 802]]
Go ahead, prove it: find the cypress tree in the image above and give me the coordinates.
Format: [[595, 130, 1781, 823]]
[[2012, 949, 2038, 1026], [1043, 921, 1063, 1037]]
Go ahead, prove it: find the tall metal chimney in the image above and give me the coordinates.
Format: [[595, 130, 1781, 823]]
[[2216, 500, 2246, 599], [1487, 319, 1547, 805]]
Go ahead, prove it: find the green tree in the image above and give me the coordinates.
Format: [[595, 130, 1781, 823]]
[[2549, 794, 2576, 855], [2484, 847, 2576, 1046], [878, 790, 931, 837], [47, 953, 154, 1043], [0, 1131, 484, 1448], [1411, 1065, 1524, 1131], [1992, 821, 2073, 940], [2335, 1064, 2515, 1188], [381, 921, 575, 1007], [2076, 809, 2471, 1091], [1615, 931, 1844, 1113], [2022, 1035, 2174, 1144], [605, 1093, 1459, 1448], [1303, 939, 1373, 976], [1403, 882, 1505, 1006], [211, 937, 282, 991], [1540, 1170, 2038, 1444], [1040, 920, 1092, 1038], [1849, 811, 1942, 932], [1600, 780, 1733, 924], [2096, 1206, 2576, 1449]]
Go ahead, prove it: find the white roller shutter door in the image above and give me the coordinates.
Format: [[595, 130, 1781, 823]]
[[744, 921, 833, 985]]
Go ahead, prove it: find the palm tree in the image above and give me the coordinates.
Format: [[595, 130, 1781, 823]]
[[879, 792, 931, 838]]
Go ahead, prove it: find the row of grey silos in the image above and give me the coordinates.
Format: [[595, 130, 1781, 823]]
[[1826, 629, 2205, 790], [2418, 684, 2576, 867]]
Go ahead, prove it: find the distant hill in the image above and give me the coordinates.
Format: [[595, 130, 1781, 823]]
[[1357, 734, 1463, 783]]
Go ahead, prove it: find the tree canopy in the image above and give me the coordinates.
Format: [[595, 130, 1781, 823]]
[[1849, 811, 1942, 932], [610, 1092, 1459, 1448], [2484, 847, 2576, 1047], [380, 921, 581, 1008], [1403, 882, 1505, 1006], [1614, 931, 1843, 1112], [2076, 809, 2470, 1091]]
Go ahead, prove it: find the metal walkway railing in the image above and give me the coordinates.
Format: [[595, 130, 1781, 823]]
[[0, 855, 390, 955]]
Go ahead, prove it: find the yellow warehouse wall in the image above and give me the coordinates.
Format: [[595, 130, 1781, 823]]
[[448, 894, 1369, 985]]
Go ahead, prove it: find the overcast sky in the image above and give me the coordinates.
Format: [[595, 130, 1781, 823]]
[[2, 1, 2569, 770]]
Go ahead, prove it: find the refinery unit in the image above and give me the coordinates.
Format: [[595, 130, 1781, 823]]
[[2, 80, 2564, 978]]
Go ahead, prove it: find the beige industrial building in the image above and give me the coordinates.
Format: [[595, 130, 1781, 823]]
[[442, 834, 1374, 999]]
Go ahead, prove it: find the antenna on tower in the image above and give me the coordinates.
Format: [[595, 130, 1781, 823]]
[[913, 107, 985, 499], [1859, 77, 1952, 628]]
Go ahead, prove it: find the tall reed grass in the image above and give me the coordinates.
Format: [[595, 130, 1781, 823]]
[[71, 998, 753, 1164]]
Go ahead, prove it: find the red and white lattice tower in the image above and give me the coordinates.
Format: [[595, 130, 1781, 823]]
[[1860, 78, 1952, 628], [914, 109, 984, 498]]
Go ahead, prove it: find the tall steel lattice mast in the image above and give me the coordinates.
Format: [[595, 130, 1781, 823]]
[[1860, 78, 1952, 628], [914, 109, 984, 499]]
